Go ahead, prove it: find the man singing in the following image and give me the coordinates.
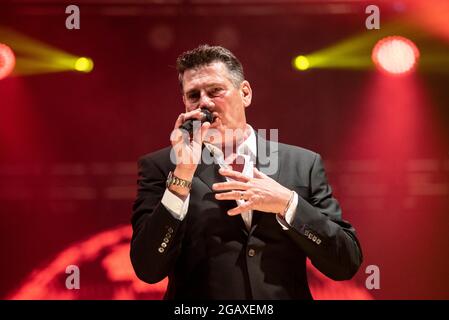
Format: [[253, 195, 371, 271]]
[[130, 45, 363, 299]]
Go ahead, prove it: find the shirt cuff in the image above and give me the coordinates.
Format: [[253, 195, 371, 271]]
[[161, 188, 190, 221], [276, 191, 298, 230]]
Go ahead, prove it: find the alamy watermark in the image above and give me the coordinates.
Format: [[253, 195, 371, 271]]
[[365, 5, 380, 30], [170, 125, 279, 175], [365, 264, 380, 290], [65, 264, 80, 289], [65, 5, 80, 30]]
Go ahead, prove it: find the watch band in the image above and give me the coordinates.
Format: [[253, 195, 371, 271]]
[[166, 171, 192, 190]]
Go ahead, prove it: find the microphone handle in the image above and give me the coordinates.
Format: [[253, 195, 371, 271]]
[[179, 119, 195, 133]]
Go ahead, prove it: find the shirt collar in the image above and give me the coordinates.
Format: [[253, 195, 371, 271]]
[[204, 124, 257, 162]]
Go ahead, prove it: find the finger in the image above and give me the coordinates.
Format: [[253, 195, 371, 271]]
[[170, 125, 189, 146], [253, 167, 268, 179], [174, 109, 204, 131], [212, 181, 250, 191], [228, 201, 253, 216], [170, 128, 182, 145], [215, 190, 247, 201], [183, 108, 204, 121], [218, 168, 250, 182], [193, 121, 210, 145], [192, 121, 210, 145], [200, 121, 211, 142], [173, 113, 186, 131]]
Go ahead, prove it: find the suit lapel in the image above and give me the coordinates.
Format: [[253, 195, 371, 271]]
[[195, 133, 281, 236], [196, 146, 250, 234], [255, 132, 280, 180], [196, 157, 224, 191]]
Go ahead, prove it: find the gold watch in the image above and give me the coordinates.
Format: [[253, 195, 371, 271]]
[[166, 171, 192, 190]]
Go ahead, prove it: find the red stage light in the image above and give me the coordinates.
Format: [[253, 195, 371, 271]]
[[0, 43, 16, 80], [372, 36, 420, 75]]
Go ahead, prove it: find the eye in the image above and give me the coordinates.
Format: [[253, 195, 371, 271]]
[[209, 87, 223, 97], [187, 91, 200, 102]]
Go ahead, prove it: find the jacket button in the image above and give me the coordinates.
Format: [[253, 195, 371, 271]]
[[248, 248, 256, 257]]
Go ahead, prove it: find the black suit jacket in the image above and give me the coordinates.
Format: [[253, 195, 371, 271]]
[[130, 134, 363, 299]]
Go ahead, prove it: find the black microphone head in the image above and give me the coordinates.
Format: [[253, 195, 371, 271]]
[[201, 108, 214, 123], [179, 108, 214, 134]]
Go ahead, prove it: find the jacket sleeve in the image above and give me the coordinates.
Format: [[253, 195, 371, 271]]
[[286, 153, 363, 280], [130, 155, 186, 284]]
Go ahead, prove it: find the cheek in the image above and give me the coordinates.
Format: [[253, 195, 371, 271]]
[[214, 94, 242, 119], [220, 94, 240, 109], [185, 101, 199, 112], [210, 97, 225, 111]]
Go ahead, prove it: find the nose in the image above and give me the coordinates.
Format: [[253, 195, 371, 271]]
[[198, 91, 214, 110]]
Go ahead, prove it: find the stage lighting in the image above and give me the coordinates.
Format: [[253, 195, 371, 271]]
[[74, 57, 94, 73], [372, 36, 420, 75], [293, 55, 310, 71], [0, 43, 16, 80]]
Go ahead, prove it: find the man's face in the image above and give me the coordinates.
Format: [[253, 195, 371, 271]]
[[181, 61, 252, 142]]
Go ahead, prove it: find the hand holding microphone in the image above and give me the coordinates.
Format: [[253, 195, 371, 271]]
[[170, 108, 215, 189], [179, 108, 215, 134]]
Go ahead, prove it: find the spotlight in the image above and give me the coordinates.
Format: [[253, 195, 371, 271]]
[[74, 57, 94, 73], [0, 43, 16, 80], [293, 55, 310, 71], [372, 36, 419, 75]]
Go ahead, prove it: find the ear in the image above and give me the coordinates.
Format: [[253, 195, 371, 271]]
[[240, 80, 252, 108]]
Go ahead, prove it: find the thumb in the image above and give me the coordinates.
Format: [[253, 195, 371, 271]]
[[200, 121, 211, 142]]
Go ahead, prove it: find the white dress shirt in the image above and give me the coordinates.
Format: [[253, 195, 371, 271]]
[[161, 125, 298, 231]]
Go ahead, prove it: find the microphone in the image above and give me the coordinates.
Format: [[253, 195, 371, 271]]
[[180, 108, 214, 134]]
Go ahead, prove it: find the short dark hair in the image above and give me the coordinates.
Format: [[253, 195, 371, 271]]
[[176, 44, 244, 90]]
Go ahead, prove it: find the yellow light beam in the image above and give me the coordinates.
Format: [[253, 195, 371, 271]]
[[0, 27, 77, 61], [0, 26, 93, 76], [293, 21, 427, 71], [308, 22, 412, 60]]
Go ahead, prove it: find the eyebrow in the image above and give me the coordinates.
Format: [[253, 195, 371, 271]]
[[184, 83, 224, 96]]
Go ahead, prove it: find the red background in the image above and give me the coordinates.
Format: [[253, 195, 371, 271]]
[[1, 0, 449, 299]]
